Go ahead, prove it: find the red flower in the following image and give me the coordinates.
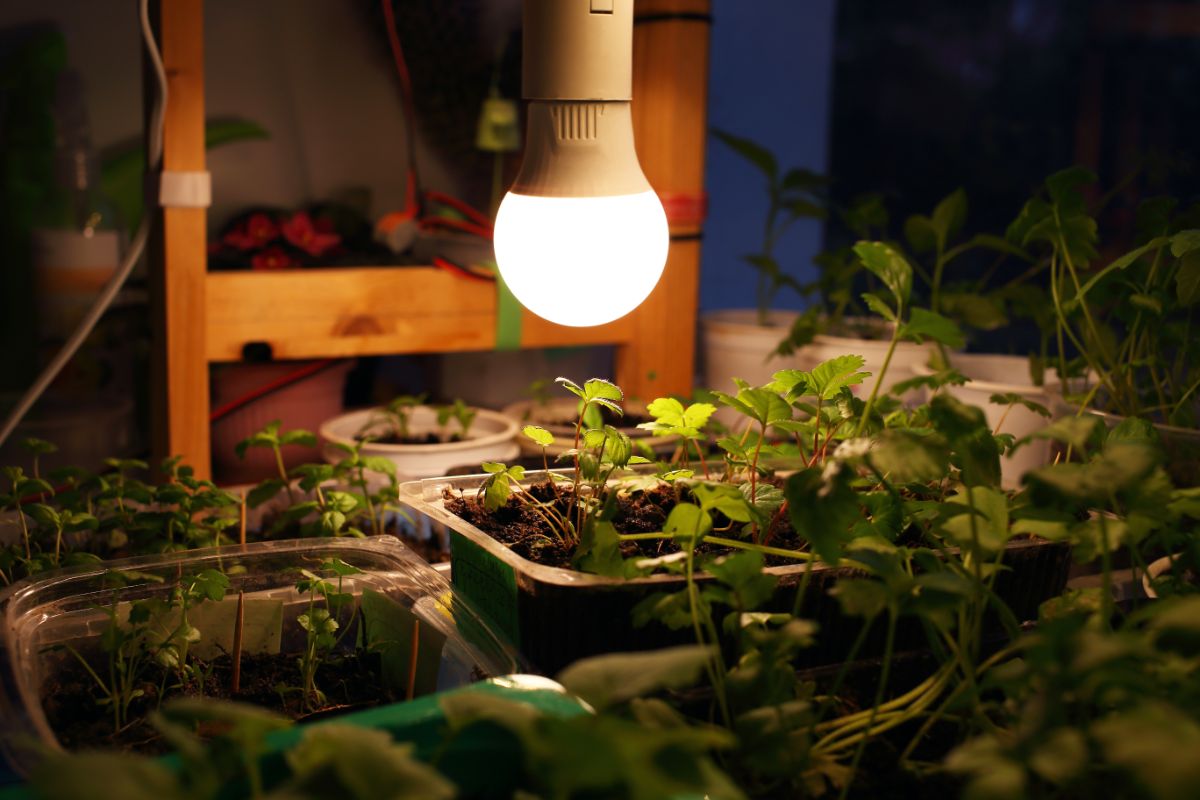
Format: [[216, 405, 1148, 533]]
[[251, 246, 296, 270], [222, 213, 279, 251], [281, 211, 340, 258]]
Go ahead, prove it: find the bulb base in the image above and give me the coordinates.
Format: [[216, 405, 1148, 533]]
[[510, 101, 651, 198]]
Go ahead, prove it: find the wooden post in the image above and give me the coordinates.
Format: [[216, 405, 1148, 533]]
[[619, 0, 710, 401], [149, 0, 211, 478]]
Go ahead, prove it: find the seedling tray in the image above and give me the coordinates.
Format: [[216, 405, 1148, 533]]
[[0, 537, 519, 774], [401, 470, 1072, 674]]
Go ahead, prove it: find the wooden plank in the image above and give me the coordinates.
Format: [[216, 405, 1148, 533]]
[[150, 0, 210, 477], [205, 268, 633, 362], [618, 0, 710, 400]]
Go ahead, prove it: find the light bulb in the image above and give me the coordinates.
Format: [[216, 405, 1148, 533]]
[[495, 189, 667, 327], [494, 0, 669, 327]]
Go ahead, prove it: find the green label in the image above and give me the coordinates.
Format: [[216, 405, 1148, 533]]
[[450, 531, 519, 645]]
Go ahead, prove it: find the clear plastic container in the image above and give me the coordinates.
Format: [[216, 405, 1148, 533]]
[[0, 536, 519, 773]]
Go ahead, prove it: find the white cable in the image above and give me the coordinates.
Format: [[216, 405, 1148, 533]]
[[0, 0, 167, 450]]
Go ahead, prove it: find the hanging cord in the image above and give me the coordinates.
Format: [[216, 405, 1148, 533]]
[[0, 0, 168, 450], [381, 0, 423, 216], [209, 358, 348, 423]]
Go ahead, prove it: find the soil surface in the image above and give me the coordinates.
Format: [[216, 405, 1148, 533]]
[[43, 649, 393, 755], [445, 479, 820, 569], [364, 432, 463, 445]]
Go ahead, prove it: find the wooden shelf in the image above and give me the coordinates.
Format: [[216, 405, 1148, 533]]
[[205, 266, 633, 362], [150, 0, 710, 478]]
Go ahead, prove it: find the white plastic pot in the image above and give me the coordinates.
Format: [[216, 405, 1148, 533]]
[[501, 397, 674, 457], [1142, 553, 1179, 599], [320, 405, 519, 479], [699, 309, 804, 390], [915, 353, 1060, 489]]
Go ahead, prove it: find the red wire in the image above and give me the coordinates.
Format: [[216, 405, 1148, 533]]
[[209, 359, 347, 423], [382, 0, 421, 216], [424, 190, 493, 229], [433, 256, 495, 282], [419, 216, 494, 240]]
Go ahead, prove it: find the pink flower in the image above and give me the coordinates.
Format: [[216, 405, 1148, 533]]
[[281, 211, 340, 258], [251, 246, 296, 270], [222, 213, 279, 250]]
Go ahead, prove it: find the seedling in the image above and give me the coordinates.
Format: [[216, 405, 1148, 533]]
[[636, 397, 716, 477], [50, 570, 167, 732], [292, 558, 362, 711], [367, 394, 427, 442], [712, 129, 827, 325], [238, 421, 318, 508], [150, 570, 230, 694], [436, 399, 477, 441], [326, 439, 406, 537]]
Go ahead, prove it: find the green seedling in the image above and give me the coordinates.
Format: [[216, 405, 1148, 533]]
[[292, 558, 362, 711], [637, 397, 717, 477], [326, 439, 407, 537], [712, 129, 827, 325], [150, 570, 231, 695], [436, 398, 477, 441], [50, 570, 167, 732], [367, 394, 427, 442], [238, 421, 318, 509]]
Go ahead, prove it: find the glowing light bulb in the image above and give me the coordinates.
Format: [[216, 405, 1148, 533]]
[[495, 189, 667, 327], [494, 0, 669, 327]]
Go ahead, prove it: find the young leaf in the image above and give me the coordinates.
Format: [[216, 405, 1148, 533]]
[[246, 478, 286, 509], [583, 378, 624, 404], [902, 308, 965, 348], [861, 291, 897, 322], [712, 128, 778, 181], [279, 429, 318, 448], [556, 644, 717, 711], [807, 354, 871, 400], [989, 393, 1051, 418], [853, 241, 913, 308], [573, 518, 626, 577], [524, 425, 555, 447], [930, 187, 968, 248], [664, 502, 714, 543], [785, 465, 861, 564], [556, 376, 585, 400]]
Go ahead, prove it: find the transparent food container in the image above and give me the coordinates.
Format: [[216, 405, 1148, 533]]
[[401, 469, 1072, 674], [0, 536, 519, 774]]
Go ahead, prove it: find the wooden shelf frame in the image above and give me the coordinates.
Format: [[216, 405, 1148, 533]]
[[150, 0, 711, 478]]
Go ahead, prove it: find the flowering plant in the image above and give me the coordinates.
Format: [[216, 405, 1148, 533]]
[[208, 204, 392, 270]]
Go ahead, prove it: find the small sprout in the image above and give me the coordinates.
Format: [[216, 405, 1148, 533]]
[[436, 399, 477, 440], [524, 425, 555, 448]]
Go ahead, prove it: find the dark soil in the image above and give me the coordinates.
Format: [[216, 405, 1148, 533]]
[[445, 479, 824, 569], [42, 648, 394, 755], [364, 432, 463, 445]]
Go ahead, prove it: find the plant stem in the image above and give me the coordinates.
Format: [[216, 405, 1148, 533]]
[[834, 611, 897, 800], [273, 444, 296, 506], [854, 324, 902, 438], [232, 590, 245, 695]]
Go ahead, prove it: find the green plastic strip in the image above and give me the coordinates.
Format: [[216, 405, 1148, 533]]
[[490, 261, 523, 352], [450, 530, 520, 646]]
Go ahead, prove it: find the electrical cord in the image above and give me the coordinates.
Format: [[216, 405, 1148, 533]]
[[382, 0, 423, 215], [208, 358, 347, 423], [0, 0, 167, 450]]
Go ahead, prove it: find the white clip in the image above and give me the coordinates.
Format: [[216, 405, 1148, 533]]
[[158, 171, 212, 208]]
